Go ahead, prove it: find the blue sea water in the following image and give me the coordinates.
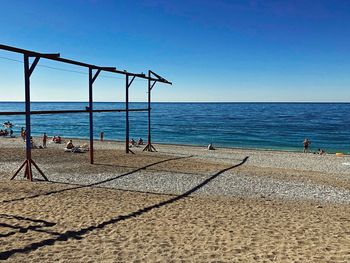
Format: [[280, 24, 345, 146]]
[[1, 102, 350, 153]]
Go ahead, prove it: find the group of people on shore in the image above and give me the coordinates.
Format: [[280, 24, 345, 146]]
[[303, 138, 326, 155], [1, 124, 331, 155], [130, 138, 144, 147], [19, 128, 62, 149], [1, 121, 14, 137], [0, 129, 13, 137], [52, 135, 62, 144], [18, 129, 145, 150], [26, 134, 86, 152], [206, 139, 326, 154]]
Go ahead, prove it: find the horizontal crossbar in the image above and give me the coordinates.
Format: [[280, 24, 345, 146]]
[[0, 44, 172, 84], [0, 108, 150, 116]]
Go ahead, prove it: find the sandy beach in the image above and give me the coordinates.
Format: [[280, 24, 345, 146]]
[[1, 137, 350, 262]]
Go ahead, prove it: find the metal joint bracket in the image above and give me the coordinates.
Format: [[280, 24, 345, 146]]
[[91, 69, 101, 84], [29, 57, 40, 77]]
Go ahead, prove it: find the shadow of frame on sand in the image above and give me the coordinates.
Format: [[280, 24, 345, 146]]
[[0, 214, 58, 238], [0, 156, 249, 260], [2, 155, 194, 204]]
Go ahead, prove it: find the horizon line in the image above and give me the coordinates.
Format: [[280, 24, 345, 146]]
[[0, 100, 350, 104]]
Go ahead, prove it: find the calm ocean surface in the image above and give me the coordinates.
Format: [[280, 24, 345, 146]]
[[1, 102, 350, 153]]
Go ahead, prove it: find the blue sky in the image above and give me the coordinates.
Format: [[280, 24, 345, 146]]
[[0, 0, 349, 102]]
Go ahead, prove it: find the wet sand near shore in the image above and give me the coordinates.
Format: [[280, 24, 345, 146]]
[[1, 137, 350, 262]]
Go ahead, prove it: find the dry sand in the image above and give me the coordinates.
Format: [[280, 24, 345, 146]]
[[1, 137, 350, 262]]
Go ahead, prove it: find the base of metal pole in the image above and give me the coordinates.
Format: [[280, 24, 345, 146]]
[[127, 149, 135, 154], [11, 159, 48, 182], [142, 143, 157, 152]]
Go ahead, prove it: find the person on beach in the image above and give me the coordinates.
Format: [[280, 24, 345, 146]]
[[303, 138, 310, 153], [130, 138, 136, 147], [316, 148, 325, 155], [42, 133, 48, 148], [66, 139, 74, 150], [21, 127, 25, 141], [100, 131, 104, 142], [138, 138, 143, 145], [53, 136, 62, 144], [208, 143, 215, 150], [30, 136, 35, 148]]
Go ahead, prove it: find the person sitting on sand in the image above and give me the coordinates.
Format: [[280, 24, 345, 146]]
[[208, 143, 215, 150], [30, 136, 35, 148], [303, 138, 310, 153], [317, 148, 325, 155], [66, 139, 74, 150], [130, 138, 136, 147], [138, 138, 144, 145], [66, 143, 89, 153], [53, 136, 62, 144], [29, 137, 43, 149], [0, 130, 8, 136]]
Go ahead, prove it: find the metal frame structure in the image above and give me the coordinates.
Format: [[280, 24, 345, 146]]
[[143, 70, 166, 152], [0, 44, 171, 181]]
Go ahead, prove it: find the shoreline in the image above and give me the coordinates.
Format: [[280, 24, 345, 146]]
[[17, 134, 350, 155], [2, 136, 350, 204]]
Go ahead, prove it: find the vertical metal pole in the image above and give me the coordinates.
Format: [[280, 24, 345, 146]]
[[24, 54, 31, 164], [89, 67, 94, 164], [147, 70, 151, 147], [125, 75, 129, 153]]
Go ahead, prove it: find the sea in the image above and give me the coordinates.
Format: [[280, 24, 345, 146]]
[[1, 102, 350, 153]]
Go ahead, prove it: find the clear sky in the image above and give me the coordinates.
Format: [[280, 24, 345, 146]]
[[0, 0, 349, 102]]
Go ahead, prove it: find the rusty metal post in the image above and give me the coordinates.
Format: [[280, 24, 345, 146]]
[[143, 71, 157, 152], [125, 74, 130, 153], [24, 54, 32, 180], [11, 54, 48, 181], [89, 67, 94, 164], [147, 71, 151, 148], [24, 54, 32, 166]]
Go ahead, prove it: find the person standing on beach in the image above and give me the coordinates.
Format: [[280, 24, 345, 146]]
[[20, 127, 25, 141], [42, 133, 48, 148], [100, 131, 104, 142], [303, 138, 310, 153]]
